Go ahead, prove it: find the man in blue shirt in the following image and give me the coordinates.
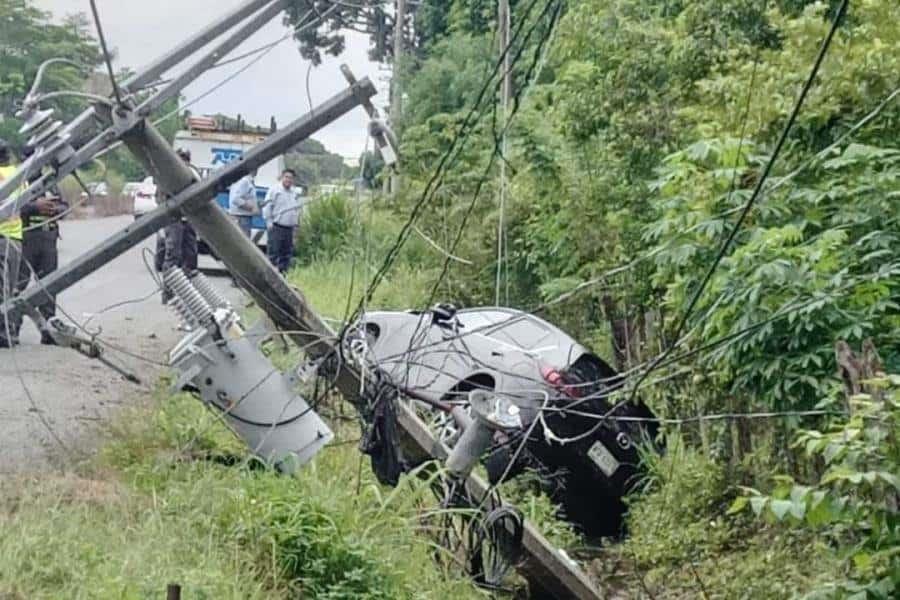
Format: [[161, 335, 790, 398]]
[[228, 169, 258, 238], [262, 168, 302, 274]]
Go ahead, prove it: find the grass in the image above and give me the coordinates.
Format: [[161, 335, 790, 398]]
[[0, 231, 850, 598], [0, 248, 486, 599], [590, 437, 845, 599], [0, 384, 483, 599], [290, 257, 436, 322]]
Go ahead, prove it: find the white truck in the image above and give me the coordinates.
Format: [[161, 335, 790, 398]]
[[173, 119, 286, 252]]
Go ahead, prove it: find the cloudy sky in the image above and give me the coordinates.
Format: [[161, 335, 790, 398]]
[[32, 0, 388, 159]]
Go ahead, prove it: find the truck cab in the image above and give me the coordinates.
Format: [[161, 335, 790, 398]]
[[174, 118, 286, 253]]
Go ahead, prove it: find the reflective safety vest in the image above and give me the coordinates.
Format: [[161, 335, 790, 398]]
[[0, 165, 23, 241]]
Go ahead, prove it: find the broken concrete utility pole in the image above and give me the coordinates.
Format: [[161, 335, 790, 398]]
[[0, 0, 603, 596]]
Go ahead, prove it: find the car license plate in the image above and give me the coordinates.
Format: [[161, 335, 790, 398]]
[[588, 441, 620, 477]]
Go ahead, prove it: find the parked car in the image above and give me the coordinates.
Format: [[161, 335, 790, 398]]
[[122, 181, 143, 199], [132, 176, 157, 218], [345, 305, 661, 538], [86, 181, 109, 197]]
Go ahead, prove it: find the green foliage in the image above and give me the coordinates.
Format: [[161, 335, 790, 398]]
[[401, 33, 495, 127], [647, 138, 900, 411], [1, 385, 482, 599], [0, 1, 101, 148], [285, 138, 352, 189], [624, 439, 733, 565], [734, 377, 900, 598], [600, 435, 842, 598], [295, 194, 356, 264]]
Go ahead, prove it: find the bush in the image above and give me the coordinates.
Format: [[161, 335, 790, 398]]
[[734, 376, 900, 598], [296, 194, 355, 264]]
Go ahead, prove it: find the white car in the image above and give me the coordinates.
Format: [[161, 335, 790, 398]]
[[132, 176, 157, 217], [122, 181, 142, 200]]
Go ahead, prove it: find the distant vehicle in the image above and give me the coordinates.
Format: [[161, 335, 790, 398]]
[[132, 176, 158, 218], [86, 181, 108, 197], [122, 181, 143, 200], [346, 305, 661, 538], [174, 117, 286, 254]]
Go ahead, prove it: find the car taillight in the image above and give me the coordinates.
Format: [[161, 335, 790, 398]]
[[541, 365, 581, 398]]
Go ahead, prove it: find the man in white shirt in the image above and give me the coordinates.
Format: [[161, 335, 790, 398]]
[[228, 169, 258, 238], [262, 168, 302, 274]]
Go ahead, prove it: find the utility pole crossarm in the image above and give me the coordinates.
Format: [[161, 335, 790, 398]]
[[138, 0, 288, 116], [3, 76, 379, 333], [122, 0, 277, 92]]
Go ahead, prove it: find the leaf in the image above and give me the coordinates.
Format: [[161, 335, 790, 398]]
[[727, 496, 749, 515], [852, 552, 872, 571], [806, 495, 836, 526], [876, 472, 900, 492], [822, 466, 856, 486], [790, 486, 812, 504], [750, 496, 768, 517], [769, 499, 793, 521], [789, 499, 806, 520]]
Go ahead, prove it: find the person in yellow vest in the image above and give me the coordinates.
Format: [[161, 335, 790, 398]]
[[18, 163, 68, 345], [0, 138, 24, 348]]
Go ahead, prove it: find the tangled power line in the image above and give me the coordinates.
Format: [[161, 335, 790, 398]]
[[5, 0, 892, 594]]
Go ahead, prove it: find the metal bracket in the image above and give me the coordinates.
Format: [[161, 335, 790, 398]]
[[45, 317, 141, 384]]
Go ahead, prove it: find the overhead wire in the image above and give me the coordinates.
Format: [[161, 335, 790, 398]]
[[624, 0, 851, 406], [88, 0, 124, 106], [350, 0, 549, 318], [91, 6, 330, 163]]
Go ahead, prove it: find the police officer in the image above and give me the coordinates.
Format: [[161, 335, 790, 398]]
[[18, 172, 68, 345], [161, 148, 200, 303], [0, 138, 24, 348]]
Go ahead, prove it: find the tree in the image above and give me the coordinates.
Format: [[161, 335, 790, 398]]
[[0, 0, 102, 151], [283, 0, 392, 64]]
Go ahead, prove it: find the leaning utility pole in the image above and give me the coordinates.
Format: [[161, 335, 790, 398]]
[[389, 0, 406, 196], [0, 1, 602, 595], [495, 0, 511, 305]]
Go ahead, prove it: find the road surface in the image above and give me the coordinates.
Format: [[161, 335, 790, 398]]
[[0, 215, 240, 473]]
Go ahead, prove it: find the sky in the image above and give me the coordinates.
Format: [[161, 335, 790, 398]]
[[32, 0, 389, 159]]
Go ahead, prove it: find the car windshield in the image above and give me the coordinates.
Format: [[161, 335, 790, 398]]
[[454, 310, 553, 351]]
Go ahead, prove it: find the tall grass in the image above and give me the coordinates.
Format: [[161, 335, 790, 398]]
[[0, 388, 482, 599]]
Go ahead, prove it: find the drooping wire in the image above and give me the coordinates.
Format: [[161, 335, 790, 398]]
[[350, 0, 549, 318], [88, 0, 124, 107], [623, 0, 851, 405]]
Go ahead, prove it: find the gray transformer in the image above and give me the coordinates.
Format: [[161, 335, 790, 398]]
[[167, 270, 333, 471]]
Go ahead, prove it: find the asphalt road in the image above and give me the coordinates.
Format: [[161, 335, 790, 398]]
[[0, 215, 239, 473]]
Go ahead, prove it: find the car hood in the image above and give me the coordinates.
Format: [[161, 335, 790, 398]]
[[352, 307, 591, 410]]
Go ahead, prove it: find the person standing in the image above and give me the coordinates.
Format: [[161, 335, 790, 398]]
[[18, 181, 68, 345], [0, 139, 24, 348], [228, 169, 259, 238], [262, 168, 302, 274], [161, 148, 200, 302]]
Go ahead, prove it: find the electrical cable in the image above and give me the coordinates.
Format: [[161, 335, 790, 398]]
[[88, 0, 124, 107], [390, 0, 563, 401], [350, 0, 549, 318], [625, 0, 851, 405], [90, 7, 329, 162]]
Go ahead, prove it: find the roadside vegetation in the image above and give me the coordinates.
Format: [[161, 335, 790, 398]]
[[0, 382, 483, 599], [1, 0, 898, 598]]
